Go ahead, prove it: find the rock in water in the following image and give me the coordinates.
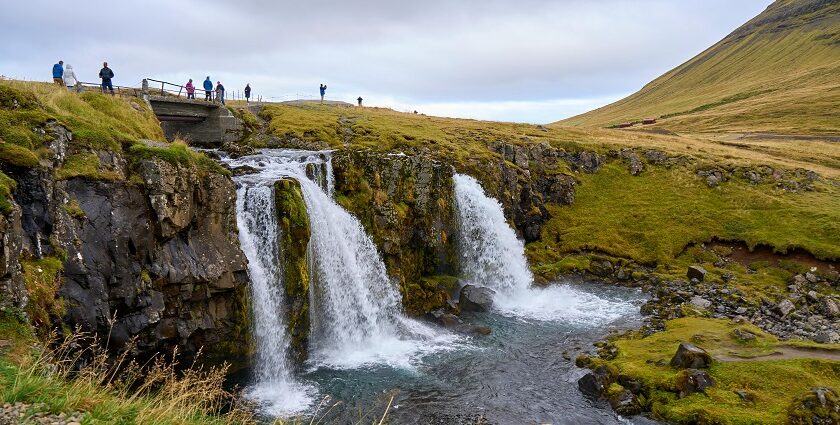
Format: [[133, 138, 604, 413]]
[[459, 285, 496, 312], [609, 389, 641, 416], [675, 369, 715, 398], [578, 373, 605, 397], [670, 342, 713, 369], [687, 265, 707, 281]]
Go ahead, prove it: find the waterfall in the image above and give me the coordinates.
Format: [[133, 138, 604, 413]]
[[453, 174, 634, 324], [228, 150, 455, 414], [234, 163, 316, 416]]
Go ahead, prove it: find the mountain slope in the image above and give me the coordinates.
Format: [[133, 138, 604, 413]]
[[559, 0, 840, 134]]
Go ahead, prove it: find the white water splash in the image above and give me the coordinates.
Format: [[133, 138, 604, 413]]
[[453, 174, 636, 324], [229, 150, 456, 376]]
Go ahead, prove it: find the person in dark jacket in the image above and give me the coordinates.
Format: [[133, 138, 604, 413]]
[[52, 61, 64, 85], [203, 77, 213, 101], [215, 81, 225, 105], [244, 84, 251, 103], [320, 83, 327, 104], [99, 62, 114, 95], [357, 96, 363, 107]]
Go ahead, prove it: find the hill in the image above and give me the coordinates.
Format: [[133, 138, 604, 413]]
[[559, 0, 840, 135]]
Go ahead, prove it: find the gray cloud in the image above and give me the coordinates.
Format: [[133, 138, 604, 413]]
[[0, 0, 772, 123]]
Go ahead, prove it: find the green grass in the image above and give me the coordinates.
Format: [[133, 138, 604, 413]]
[[128, 140, 230, 176], [527, 162, 840, 267], [0, 80, 164, 172], [55, 152, 121, 181], [561, 1, 840, 134], [601, 317, 840, 424], [259, 103, 595, 165]]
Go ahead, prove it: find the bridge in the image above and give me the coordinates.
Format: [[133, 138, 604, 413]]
[[142, 79, 244, 146]]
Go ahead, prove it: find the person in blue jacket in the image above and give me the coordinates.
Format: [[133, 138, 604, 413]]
[[203, 77, 213, 101], [52, 61, 64, 85], [320, 83, 327, 104]]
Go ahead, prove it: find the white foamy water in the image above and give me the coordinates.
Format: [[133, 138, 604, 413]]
[[229, 150, 457, 382], [235, 170, 316, 416], [453, 174, 636, 323]]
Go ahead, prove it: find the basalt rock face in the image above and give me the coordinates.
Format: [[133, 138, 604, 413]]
[[1, 124, 251, 367], [478, 141, 579, 242], [332, 150, 460, 315]]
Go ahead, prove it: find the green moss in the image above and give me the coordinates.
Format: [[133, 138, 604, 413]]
[[0, 171, 16, 216], [274, 179, 311, 362], [599, 318, 840, 424], [20, 257, 64, 331], [401, 275, 459, 316], [0, 143, 39, 168], [55, 152, 120, 181], [128, 141, 229, 176], [63, 199, 85, 219]]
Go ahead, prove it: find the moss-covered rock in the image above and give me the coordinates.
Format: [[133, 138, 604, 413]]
[[332, 150, 460, 315], [787, 387, 840, 425], [274, 178, 311, 363]]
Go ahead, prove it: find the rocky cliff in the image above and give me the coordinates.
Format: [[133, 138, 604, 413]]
[[1, 122, 251, 366]]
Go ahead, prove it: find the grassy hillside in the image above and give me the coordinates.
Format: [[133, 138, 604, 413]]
[[258, 103, 840, 266], [560, 0, 840, 134]]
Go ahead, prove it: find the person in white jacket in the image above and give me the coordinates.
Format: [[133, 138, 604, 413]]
[[63, 64, 79, 92]]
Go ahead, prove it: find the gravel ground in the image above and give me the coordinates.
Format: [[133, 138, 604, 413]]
[[0, 403, 85, 425]]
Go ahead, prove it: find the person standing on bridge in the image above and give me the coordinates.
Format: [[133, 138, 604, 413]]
[[319, 83, 327, 104], [52, 61, 64, 86], [203, 77, 213, 101], [244, 84, 251, 103], [215, 81, 225, 105], [99, 62, 114, 95], [185, 79, 195, 99], [63, 64, 79, 92]]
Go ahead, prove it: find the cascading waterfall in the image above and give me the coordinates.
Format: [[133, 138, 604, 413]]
[[228, 150, 456, 414], [234, 161, 316, 416], [453, 174, 635, 324]]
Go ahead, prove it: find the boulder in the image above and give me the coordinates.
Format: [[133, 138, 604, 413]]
[[578, 373, 606, 398], [776, 299, 796, 317], [687, 266, 707, 281], [670, 342, 713, 369], [459, 285, 496, 312], [578, 365, 617, 398], [821, 297, 840, 318], [608, 389, 641, 416], [787, 387, 839, 425], [675, 369, 715, 398], [690, 296, 712, 309], [732, 328, 757, 342]]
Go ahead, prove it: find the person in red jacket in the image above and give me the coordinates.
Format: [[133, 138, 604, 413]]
[[185, 79, 195, 99]]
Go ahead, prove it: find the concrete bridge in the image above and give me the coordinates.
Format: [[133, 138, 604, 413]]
[[146, 95, 243, 146]]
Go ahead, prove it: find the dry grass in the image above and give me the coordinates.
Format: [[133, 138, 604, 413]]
[[1, 327, 256, 425]]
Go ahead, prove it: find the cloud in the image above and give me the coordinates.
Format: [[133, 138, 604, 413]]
[[0, 0, 772, 123]]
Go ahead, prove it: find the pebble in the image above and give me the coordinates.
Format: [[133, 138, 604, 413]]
[[0, 402, 85, 425]]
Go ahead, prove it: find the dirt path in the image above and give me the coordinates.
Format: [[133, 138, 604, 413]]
[[716, 346, 840, 362]]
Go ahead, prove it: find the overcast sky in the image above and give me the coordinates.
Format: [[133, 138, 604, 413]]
[[0, 0, 772, 123]]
